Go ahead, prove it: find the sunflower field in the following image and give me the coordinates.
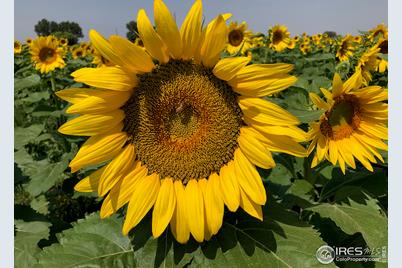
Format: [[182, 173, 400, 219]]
[[14, 1, 388, 267]]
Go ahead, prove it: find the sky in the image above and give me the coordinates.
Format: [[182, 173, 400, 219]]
[[15, 0, 388, 40]]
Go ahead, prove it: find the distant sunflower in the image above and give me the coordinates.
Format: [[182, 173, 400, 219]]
[[226, 21, 252, 54], [72, 47, 85, 59], [308, 73, 387, 173], [356, 47, 381, 86], [91, 48, 113, 67], [59, 38, 68, 47], [57, 0, 305, 244], [25, 37, 33, 46], [30, 36, 65, 73], [353, 36, 362, 44], [374, 37, 388, 73], [300, 43, 311, 55], [368, 23, 388, 41], [14, 40, 22, 54], [336, 35, 354, 62], [269, 25, 291, 52]]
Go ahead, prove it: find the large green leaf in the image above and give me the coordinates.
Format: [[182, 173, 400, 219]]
[[15, 220, 51, 268], [36, 213, 135, 268], [14, 74, 41, 91], [307, 197, 387, 250], [15, 124, 44, 150]]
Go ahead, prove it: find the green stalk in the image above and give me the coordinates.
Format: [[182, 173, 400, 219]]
[[50, 72, 56, 92]]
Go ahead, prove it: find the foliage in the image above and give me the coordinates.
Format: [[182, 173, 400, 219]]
[[34, 19, 83, 45], [126, 20, 139, 42]]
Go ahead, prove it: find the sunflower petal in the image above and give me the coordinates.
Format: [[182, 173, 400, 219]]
[[213, 57, 250, 81], [170, 181, 190, 244], [154, 0, 182, 59], [184, 179, 204, 242], [58, 110, 124, 136], [152, 178, 176, 238], [239, 188, 263, 221], [332, 73, 344, 97], [71, 67, 137, 91], [200, 15, 227, 67], [122, 173, 160, 235], [74, 165, 107, 192], [204, 173, 224, 235], [98, 144, 136, 196], [137, 9, 169, 63], [180, 0, 203, 60], [219, 161, 240, 212], [233, 149, 266, 205], [309, 92, 330, 110], [109, 35, 155, 73]]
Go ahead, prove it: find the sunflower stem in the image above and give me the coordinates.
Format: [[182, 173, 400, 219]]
[[50, 72, 56, 92]]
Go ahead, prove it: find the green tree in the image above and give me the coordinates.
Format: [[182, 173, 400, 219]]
[[126, 20, 138, 42], [33, 19, 83, 45]]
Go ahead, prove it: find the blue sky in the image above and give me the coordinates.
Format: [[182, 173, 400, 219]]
[[15, 0, 387, 40]]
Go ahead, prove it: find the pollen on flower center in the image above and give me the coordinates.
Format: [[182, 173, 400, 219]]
[[123, 60, 243, 183], [320, 95, 361, 140]]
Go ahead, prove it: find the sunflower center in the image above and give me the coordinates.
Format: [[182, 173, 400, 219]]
[[379, 40, 388, 54], [123, 60, 242, 183], [14, 42, 20, 49], [320, 95, 361, 140], [228, 30, 244, 47], [272, 31, 283, 44], [39, 47, 55, 63]]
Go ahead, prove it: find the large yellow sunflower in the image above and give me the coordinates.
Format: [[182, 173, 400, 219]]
[[336, 34, 354, 62], [226, 21, 252, 54], [30, 36, 65, 73], [268, 25, 291, 52], [57, 0, 306, 244], [14, 40, 22, 54], [307, 73, 388, 173]]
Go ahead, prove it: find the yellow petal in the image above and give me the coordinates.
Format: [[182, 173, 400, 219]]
[[332, 73, 344, 97], [233, 149, 266, 205], [238, 128, 275, 169], [152, 178, 176, 238], [66, 90, 131, 114], [55, 88, 101, 104], [98, 144, 135, 196], [239, 188, 263, 221], [88, 29, 123, 67], [154, 0, 182, 59], [213, 57, 250, 81], [58, 110, 124, 136], [200, 15, 227, 67], [328, 140, 338, 165], [170, 180, 190, 244], [71, 67, 137, 91], [69, 132, 128, 172], [238, 96, 300, 125], [204, 173, 224, 235], [109, 35, 155, 73], [184, 179, 204, 242], [122, 173, 160, 235], [309, 92, 330, 110], [245, 121, 308, 143], [180, 0, 202, 60], [137, 9, 169, 63], [231, 63, 294, 80], [74, 165, 107, 192], [219, 161, 240, 212], [100, 163, 147, 218]]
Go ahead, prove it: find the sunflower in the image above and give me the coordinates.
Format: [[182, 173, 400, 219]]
[[307, 73, 387, 173], [336, 34, 354, 62], [373, 37, 388, 73], [368, 23, 388, 41], [226, 21, 252, 54], [59, 38, 68, 47], [91, 48, 113, 67], [72, 47, 85, 59], [300, 43, 311, 55], [57, 0, 306, 244], [355, 47, 381, 86], [25, 37, 33, 46], [268, 25, 291, 52], [353, 36, 362, 44], [30, 36, 65, 73], [14, 40, 22, 54]]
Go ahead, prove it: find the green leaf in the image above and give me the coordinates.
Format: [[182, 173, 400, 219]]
[[30, 195, 49, 215], [24, 156, 70, 197], [15, 220, 51, 268], [36, 213, 135, 268], [15, 74, 41, 91], [15, 124, 44, 150], [307, 197, 387, 250]]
